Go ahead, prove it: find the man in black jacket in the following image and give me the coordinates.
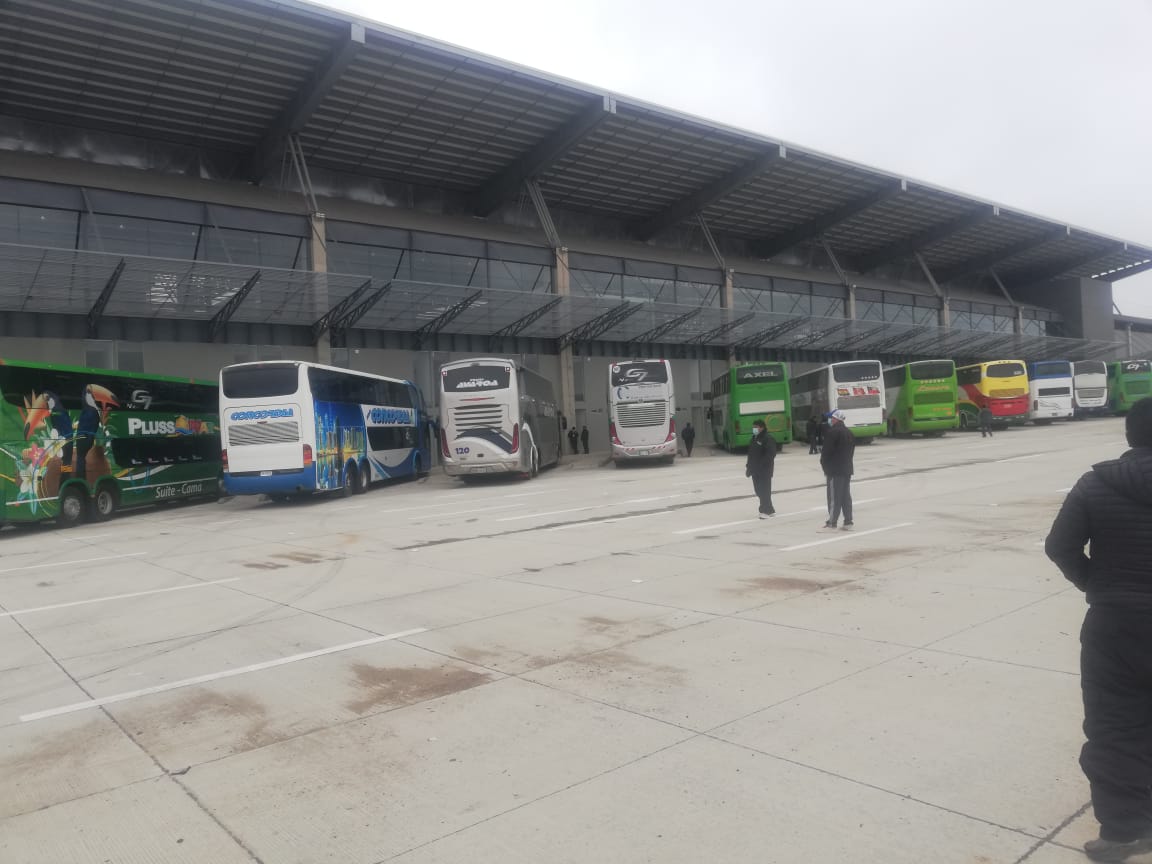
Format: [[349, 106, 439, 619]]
[[1046, 397, 1152, 862], [745, 418, 776, 518], [820, 410, 855, 530]]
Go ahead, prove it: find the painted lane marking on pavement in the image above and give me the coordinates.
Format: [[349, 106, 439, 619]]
[[548, 511, 667, 531], [0, 578, 242, 618], [995, 453, 1044, 463], [672, 499, 887, 535], [410, 503, 525, 520], [20, 627, 428, 723], [0, 552, 147, 576], [781, 522, 915, 552]]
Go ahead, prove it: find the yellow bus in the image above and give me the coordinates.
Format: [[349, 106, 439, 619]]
[[956, 360, 1030, 429]]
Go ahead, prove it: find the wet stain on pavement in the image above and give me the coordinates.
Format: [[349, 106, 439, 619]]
[[583, 616, 626, 633], [120, 689, 287, 754], [346, 664, 491, 715], [735, 576, 849, 594], [242, 561, 288, 570], [2, 718, 109, 776], [273, 551, 336, 564], [838, 547, 917, 566]]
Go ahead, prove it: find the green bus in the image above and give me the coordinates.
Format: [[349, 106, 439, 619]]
[[708, 362, 792, 450], [1108, 359, 1151, 415], [0, 359, 221, 528], [882, 360, 959, 436]]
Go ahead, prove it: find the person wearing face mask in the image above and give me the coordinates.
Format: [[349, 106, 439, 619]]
[[744, 418, 776, 519]]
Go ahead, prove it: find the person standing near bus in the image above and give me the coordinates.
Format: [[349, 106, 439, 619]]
[[745, 418, 775, 518], [1045, 397, 1152, 862], [567, 426, 579, 455], [806, 415, 820, 455], [682, 422, 695, 457], [580, 425, 590, 454], [821, 410, 855, 530], [979, 405, 994, 438]]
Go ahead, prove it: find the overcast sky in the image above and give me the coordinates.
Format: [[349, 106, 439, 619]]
[[319, 0, 1152, 316]]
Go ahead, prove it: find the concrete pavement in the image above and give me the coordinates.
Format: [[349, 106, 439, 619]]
[[0, 420, 1133, 863]]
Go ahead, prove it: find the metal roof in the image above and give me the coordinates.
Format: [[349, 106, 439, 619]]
[[1, 0, 1149, 290]]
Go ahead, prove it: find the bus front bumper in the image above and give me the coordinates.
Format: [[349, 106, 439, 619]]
[[612, 439, 677, 460], [224, 467, 316, 495]]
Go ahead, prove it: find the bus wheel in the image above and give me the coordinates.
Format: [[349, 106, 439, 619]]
[[355, 461, 370, 494], [530, 447, 540, 478], [57, 486, 87, 529], [959, 414, 970, 431], [342, 464, 359, 498], [90, 483, 119, 522]]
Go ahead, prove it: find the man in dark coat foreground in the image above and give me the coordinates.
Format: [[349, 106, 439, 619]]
[[744, 418, 775, 518], [820, 409, 855, 530], [1046, 396, 1152, 862]]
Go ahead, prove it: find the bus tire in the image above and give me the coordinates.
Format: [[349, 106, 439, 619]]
[[959, 413, 970, 431], [530, 447, 540, 478], [355, 460, 370, 493], [342, 463, 359, 498], [90, 483, 119, 522], [57, 486, 87, 529]]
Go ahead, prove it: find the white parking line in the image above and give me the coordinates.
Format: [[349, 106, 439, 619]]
[[0, 578, 242, 618], [673, 499, 887, 535], [20, 627, 428, 723], [410, 503, 525, 520], [0, 552, 147, 576], [548, 511, 668, 531], [781, 522, 915, 552], [995, 453, 1043, 463]]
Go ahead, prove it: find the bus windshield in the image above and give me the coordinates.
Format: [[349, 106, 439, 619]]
[[611, 362, 668, 386], [832, 362, 880, 383], [910, 361, 954, 381], [987, 362, 1026, 378], [221, 364, 299, 398], [442, 365, 511, 393], [1075, 362, 1107, 376], [1032, 361, 1072, 377], [736, 364, 785, 384]]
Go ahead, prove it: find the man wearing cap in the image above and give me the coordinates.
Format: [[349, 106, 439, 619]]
[[820, 409, 855, 530], [1046, 397, 1152, 861]]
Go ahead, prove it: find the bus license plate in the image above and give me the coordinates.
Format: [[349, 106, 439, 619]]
[[260, 471, 272, 477], [639, 449, 650, 456]]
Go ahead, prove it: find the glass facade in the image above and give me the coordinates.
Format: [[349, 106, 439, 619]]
[[732, 273, 846, 318], [569, 254, 723, 306]]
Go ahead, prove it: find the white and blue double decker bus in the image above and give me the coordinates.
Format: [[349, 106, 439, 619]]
[[220, 361, 431, 499], [1027, 360, 1074, 424]]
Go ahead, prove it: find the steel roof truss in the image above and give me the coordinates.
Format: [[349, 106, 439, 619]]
[[936, 225, 1068, 283], [1008, 243, 1128, 288], [249, 21, 366, 182], [208, 270, 261, 341], [632, 146, 785, 241], [312, 277, 372, 343], [629, 308, 701, 344], [736, 315, 810, 349], [86, 257, 126, 336], [853, 206, 997, 272], [691, 311, 756, 345], [752, 179, 907, 259], [413, 290, 484, 348], [472, 94, 617, 216], [560, 301, 640, 347]]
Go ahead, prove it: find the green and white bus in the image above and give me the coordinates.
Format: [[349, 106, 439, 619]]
[[882, 360, 958, 436], [708, 362, 792, 450], [791, 360, 886, 442], [0, 359, 221, 528], [1108, 359, 1151, 415]]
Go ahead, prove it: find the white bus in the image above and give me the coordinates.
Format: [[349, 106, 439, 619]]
[[608, 359, 677, 464], [220, 361, 431, 499], [790, 360, 885, 441], [1027, 360, 1074, 424], [1072, 360, 1109, 418], [438, 357, 562, 479]]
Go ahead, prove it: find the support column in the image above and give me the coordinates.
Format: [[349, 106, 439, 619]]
[[310, 212, 330, 364], [847, 285, 857, 321], [722, 268, 736, 366], [1128, 323, 1134, 357], [556, 247, 577, 428]]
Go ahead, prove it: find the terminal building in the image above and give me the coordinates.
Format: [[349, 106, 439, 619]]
[[2, 0, 1150, 450]]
